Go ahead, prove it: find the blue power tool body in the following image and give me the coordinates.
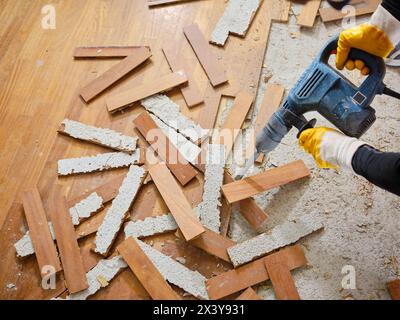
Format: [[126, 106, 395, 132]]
[[237, 36, 400, 179]]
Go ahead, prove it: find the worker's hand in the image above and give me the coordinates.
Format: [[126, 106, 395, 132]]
[[336, 24, 394, 75], [299, 127, 366, 171]]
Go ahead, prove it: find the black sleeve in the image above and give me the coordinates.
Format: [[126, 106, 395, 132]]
[[351, 145, 400, 196], [382, 0, 400, 21]]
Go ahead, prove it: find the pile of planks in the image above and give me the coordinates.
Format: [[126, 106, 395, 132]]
[[5, 0, 389, 301]]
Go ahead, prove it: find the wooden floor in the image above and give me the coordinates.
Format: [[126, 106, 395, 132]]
[[0, 0, 274, 299]]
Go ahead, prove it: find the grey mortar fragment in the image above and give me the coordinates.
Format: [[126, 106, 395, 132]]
[[194, 144, 225, 233], [69, 192, 103, 225], [124, 213, 178, 239], [95, 165, 146, 255], [228, 218, 324, 267], [141, 94, 208, 143], [61, 119, 138, 153], [14, 222, 55, 257], [210, 0, 261, 46], [57, 150, 140, 176], [137, 239, 209, 300], [150, 114, 201, 164], [66, 256, 127, 300]]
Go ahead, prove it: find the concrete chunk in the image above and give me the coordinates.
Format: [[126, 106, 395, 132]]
[[195, 144, 225, 233], [211, 0, 261, 46], [95, 165, 146, 255], [141, 94, 208, 143], [227, 219, 324, 267], [124, 213, 178, 239], [67, 256, 127, 300], [137, 239, 209, 300], [60, 119, 138, 153], [57, 150, 140, 176]]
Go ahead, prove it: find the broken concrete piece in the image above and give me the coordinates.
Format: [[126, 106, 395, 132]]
[[141, 94, 208, 143], [137, 240, 209, 300], [59, 119, 138, 153], [67, 256, 127, 300], [57, 150, 141, 176], [195, 144, 225, 233], [124, 213, 178, 239], [227, 219, 323, 267], [211, 0, 261, 46], [69, 192, 103, 225], [95, 165, 146, 255], [14, 222, 55, 257], [150, 114, 201, 164]]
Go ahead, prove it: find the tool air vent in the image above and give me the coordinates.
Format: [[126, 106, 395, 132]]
[[297, 69, 324, 98]]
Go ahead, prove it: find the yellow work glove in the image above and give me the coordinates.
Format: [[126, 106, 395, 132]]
[[336, 4, 400, 75], [299, 127, 366, 171], [336, 24, 394, 75]]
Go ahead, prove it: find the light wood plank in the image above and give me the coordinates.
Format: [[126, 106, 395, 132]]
[[21, 189, 61, 276], [254, 84, 285, 163], [149, 163, 205, 241], [162, 46, 203, 107], [272, 0, 291, 22], [297, 0, 321, 27], [49, 186, 88, 293], [264, 254, 300, 300], [118, 237, 180, 300], [74, 46, 149, 58], [217, 91, 254, 160], [236, 287, 262, 300], [183, 24, 229, 87], [221, 160, 310, 203], [205, 245, 307, 300], [106, 71, 188, 113], [319, 0, 380, 22], [133, 111, 198, 186], [80, 47, 152, 102]]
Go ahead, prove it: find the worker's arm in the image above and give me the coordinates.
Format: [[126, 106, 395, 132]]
[[299, 127, 400, 196], [337, 0, 400, 74]]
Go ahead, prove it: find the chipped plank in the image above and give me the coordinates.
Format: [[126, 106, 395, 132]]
[[195, 144, 225, 232], [227, 218, 323, 267], [69, 192, 103, 226], [58, 119, 138, 153], [221, 160, 310, 203], [80, 47, 151, 102], [137, 239, 209, 299], [184, 24, 228, 87], [94, 165, 147, 256], [210, 0, 262, 46], [106, 71, 188, 113], [57, 150, 141, 176], [124, 213, 178, 239], [141, 94, 208, 144]]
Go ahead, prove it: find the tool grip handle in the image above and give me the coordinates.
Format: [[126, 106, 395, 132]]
[[319, 36, 385, 78]]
